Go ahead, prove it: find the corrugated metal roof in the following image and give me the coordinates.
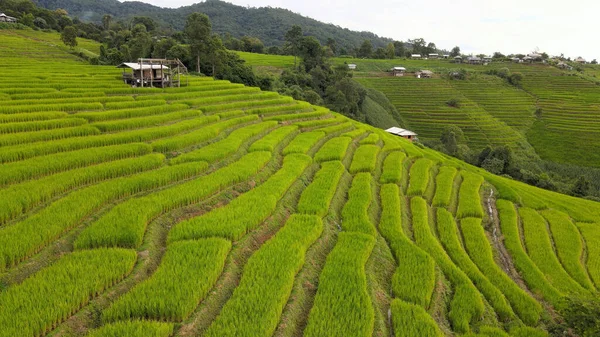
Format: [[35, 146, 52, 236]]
[[385, 127, 418, 137], [117, 63, 170, 70]]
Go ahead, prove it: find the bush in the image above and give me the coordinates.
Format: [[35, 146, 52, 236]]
[[446, 98, 461, 108]]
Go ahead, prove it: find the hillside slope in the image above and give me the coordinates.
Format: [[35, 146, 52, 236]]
[[1, 29, 599, 337], [35, 0, 394, 49]]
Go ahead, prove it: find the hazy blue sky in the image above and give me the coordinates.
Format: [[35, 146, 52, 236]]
[[135, 0, 598, 60]]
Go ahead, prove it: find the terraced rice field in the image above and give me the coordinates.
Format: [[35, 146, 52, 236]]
[[1, 30, 600, 337]]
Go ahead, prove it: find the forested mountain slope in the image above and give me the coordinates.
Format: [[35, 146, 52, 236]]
[[0, 29, 599, 337], [34, 0, 394, 49]]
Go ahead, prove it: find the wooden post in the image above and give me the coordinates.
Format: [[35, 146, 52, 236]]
[[139, 58, 143, 88], [150, 60, 154, 88]]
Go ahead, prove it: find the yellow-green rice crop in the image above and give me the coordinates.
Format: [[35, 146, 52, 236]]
[[0, 162, 204, 271], [495, 200, 562, 305], [103, 239, 231, 322], [263, 110, 329, 122], [201, 97, 295, 113], [171, 121, 277, 164], [0, 143, 152, 186], [0, 248, 136, 337], [456, 171, 485, 218], [379, 184, 435, 307], [0, 117, 88, 134], [204, 215, 323, 337], [282, 131, 325, 155], [86, 321, 174, 337], [432, 166, 458, 207], [76, 104, 189, 122], [407, 158, 433, 196], [249, 125, 298, 152], [390, 299, 444, 337], [540, 210, 595, 290], [411, 197, 484, 333], [181, 91, 279, 106], [359, 132, 380, 145], [460, 217, 542, 325], [168, 154, 311, 242], [0, 102, 103, 114], [151, 115, 257, 153], [297, 161, 345, 217], [92, 110, 205, 132], [341, 128, 366, 139], [74, 152, 271, 249], [0, 154, 164, 224], [0, 111, 68, 123], [245, 101, 311, 115], [436, 209, 514, 321], [349, 144, 380, 174], [576, 223, 600, 288], [104, 99, 167, 109], [342, 173, 376, 236], [380, 151, 406, 184], [0, 125, 100, 146], [510, 327, 549, 337], [316, 121, 354, 134], [304, 232, 376, 337], [314, 136, 352, 163], [518, 207, 588, 295]]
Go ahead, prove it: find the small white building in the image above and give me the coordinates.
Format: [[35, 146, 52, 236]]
[[0, 13, 17, 23], [411, 54, 422, 59], [575, 57, 586, 64], [347, 63, 357, 70], [391, 66, 406, 76], [385, 127, 418, 142], [428, 53, 439, 59]]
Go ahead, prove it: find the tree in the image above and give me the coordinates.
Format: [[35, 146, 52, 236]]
[[185, 13, 212, 73], [440, 125, 465, 156], [357, 40, 373, 58], [386, 43, 395, 59], [448, 46, 460, 57], [592, 59, 598, 65], [299, 36, 325, 72], [571, 176, 590, 197], [128, 24, 152, 60], [393, 41, 405, 57], [60, 26, 78, 49], [152, 38, 177, 59], [102, 14, 112, 30], [326, 38, 337, 55], [508, 72, 523, 86], [555, 296, 600, 336], [425, 42, 437, 55], [131, 16, 157, 32], [285, 25, 303, 69], [408, 38, 426, 55], [20, 13, 34, 28], [493, 52, 505, 59]]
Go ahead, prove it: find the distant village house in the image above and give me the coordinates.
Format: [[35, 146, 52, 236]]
[[385, 127, 418, 142], [347, 63, 357, 70], [511, 57, 522, 63], [575, 57, 586, 64], [0, 13, 17, 23], [411, 54, 422, 59], [428, 53, 439, 59], [467, 56, 482, 65], [391, 66, 406, 77], [416, 70, 433, 78], [454, 56, 463, 63]]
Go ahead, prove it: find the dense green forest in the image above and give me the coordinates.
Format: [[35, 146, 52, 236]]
[[33, 0, 395, 51]]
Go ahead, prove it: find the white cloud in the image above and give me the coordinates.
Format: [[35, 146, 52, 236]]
[[131, 0, 599, 60]]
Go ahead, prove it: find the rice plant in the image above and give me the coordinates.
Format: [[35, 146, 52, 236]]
[[349, 144, 380, 174], [0, 143, 151, 186], [92, 110, 205, 132], [495, 200, 563, 306], [204, 215, 323, 337], [249, 125, 298, 152], [76, 104, 189, 122], [540, 209, 595, 290], [297, 161, 345, 217], [74, 152, 271, 249], [341, 128, 366, 139], [0, 154, 164, 224], [410, 197, 484, 333], [359, 132, 380, 145], [518, 207, 588, 295], [282, 131, 325, 155], [0, 102, 103, 114], [0, 162, 204, 271], [0, 111, 68, 123], [0, 248, 136, 337], [510, 327, 549, 337], [151, 115, 257, 153], [303, 232, 376, 337], [436, 209, 515, 321], [0, 125, 100, 147], [168, 154, 311, 242], [456, 171, 485, 218], [379, 184, 435, 307], [576, 223, 600, 288], [390, 299, 444, 337], [380, 151, 406, 184], [86, 321, 174, 337], [103, 239, 231, 322], [342, 173, 377, 236], [314, 136, 352, 163], [460, 217, 542, 325], [407, 158, 433, 196], [171, 121, 277, 164], [262, 110, 329, 122], [0, 117, 88, 134], [316, 121, 354, 134], [432, 166, 458, 207]]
